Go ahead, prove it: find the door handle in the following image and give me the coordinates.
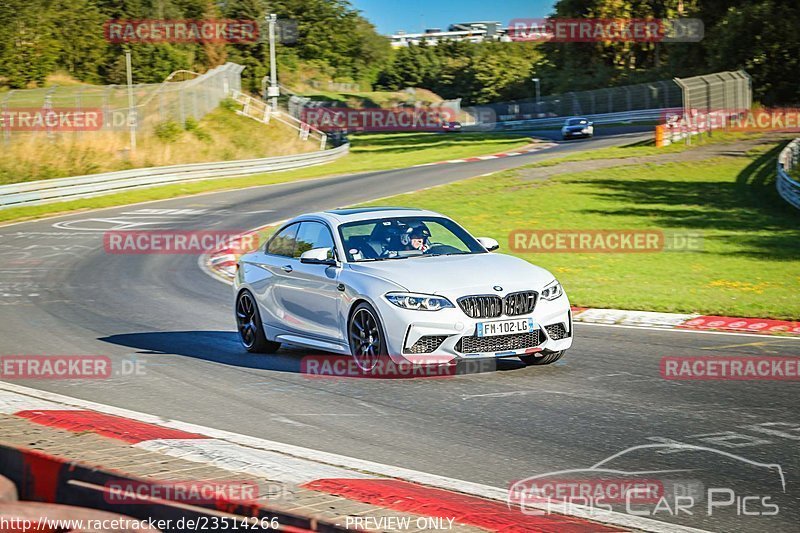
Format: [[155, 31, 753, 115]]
[[281, 265, 293, 273]]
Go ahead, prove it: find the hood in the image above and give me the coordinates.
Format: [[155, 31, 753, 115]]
[[347, 253, 555, 295]]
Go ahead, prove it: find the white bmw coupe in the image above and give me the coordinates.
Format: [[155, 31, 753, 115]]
[[234, 207, 573, 370]]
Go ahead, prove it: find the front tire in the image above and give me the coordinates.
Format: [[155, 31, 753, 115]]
[[348, 302, 387, 372], [520, 350, 564, 366], [236, 290, 281, 353]]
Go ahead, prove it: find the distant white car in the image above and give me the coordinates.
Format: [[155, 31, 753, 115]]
[[234, 208, 572, 370], [561, 117, 594, 139], [441, 121, 463, 132]]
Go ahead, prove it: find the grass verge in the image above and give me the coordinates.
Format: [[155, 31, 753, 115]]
[[525, 132, 752, 168], [359, 135, 800, 319], [0, 132, 535, 225], [0, 103, 317, 184]]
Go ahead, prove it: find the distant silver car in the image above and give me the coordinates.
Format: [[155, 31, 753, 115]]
[[561, 117, 594, 139], [234, 208, 572, 370]]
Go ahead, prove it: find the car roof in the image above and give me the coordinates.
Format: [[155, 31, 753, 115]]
[[286, 207, 447, 226]]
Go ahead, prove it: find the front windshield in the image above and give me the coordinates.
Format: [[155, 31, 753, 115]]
[[567, 118, 588, 125], [339, 216, 486, 262]]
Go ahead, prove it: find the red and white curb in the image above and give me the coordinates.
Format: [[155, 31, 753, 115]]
[[0, 382, 712, 533], [572, 308, 800, 337], [201, 222, 282, 283], [412, 143, 556, 167]]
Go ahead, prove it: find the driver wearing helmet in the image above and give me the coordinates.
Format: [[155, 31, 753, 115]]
[[402, 224, 431, 253]]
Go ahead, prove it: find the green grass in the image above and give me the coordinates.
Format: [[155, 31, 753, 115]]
[[0, 132, 535, 225], [526, 132, 753, 168], [359, 137, 800, 319]]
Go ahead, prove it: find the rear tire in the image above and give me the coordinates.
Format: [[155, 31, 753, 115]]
[[236, 290, 281, 353], [520, 350, 564, 366]]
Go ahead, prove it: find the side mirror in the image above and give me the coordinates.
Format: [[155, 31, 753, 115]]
[[588, 121, 594, 126], [300, 247, 336, 266], [476, 237, 499, 252]]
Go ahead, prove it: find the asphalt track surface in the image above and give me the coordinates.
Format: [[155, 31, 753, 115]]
[[0, 129, 797, 532]]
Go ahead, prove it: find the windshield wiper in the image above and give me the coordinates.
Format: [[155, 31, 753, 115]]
[[356, 256, 408, 262], [415, 252, 469, 258]]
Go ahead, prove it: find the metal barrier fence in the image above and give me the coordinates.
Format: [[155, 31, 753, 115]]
[[471, 79, 682, 123], [465, 108, 676, 132], [0, 144, 349, 209], [674, 70, 751, 116], [1, 63, 245, 140], [777, 138, 800, 210], [465, 70, 751, 134]]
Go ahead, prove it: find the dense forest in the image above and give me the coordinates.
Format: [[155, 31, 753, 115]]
[[0, 0, 797, 106], [0, 0, 390, 94]]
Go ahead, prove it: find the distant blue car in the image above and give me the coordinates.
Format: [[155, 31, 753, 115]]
[[561, 117, 594, 140]]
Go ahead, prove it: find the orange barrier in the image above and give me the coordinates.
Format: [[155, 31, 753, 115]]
[[655, 124, 666, 147]]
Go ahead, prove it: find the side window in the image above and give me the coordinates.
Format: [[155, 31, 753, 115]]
[[294, 221, 335, 259], [267, 223, 299, 257]]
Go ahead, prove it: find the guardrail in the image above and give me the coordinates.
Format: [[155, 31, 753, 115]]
[[777, 138, 800, 210], [0, 144, 349, 209], [465, 108, 675, 131]]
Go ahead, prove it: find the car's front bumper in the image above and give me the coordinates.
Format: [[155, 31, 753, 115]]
[[374, 294, 573, 365], [562, 130, 592, 138]]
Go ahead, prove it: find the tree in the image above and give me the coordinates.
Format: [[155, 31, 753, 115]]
[[0, 0, 60, 87], [52, 0, 108, 83], [704, 1, 800, 105]]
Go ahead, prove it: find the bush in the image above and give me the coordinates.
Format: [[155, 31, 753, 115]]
[[154, 121, 183, 143], [219, 98, 239, 112], [184, 117, 199, 131], [184, 116, 211, 142]]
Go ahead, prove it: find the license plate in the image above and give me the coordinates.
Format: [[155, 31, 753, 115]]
[[476, 318, 535, 337]]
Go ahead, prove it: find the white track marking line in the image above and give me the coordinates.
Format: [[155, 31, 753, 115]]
[[0, 394, 80, 413], [0, 382, 712, 533], [576, 321, 800, 340], [136, 439, 368, 484]]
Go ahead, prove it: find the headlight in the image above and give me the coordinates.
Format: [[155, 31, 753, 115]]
[[540, 281, 563, 301], [385, 292, 454, 311]]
